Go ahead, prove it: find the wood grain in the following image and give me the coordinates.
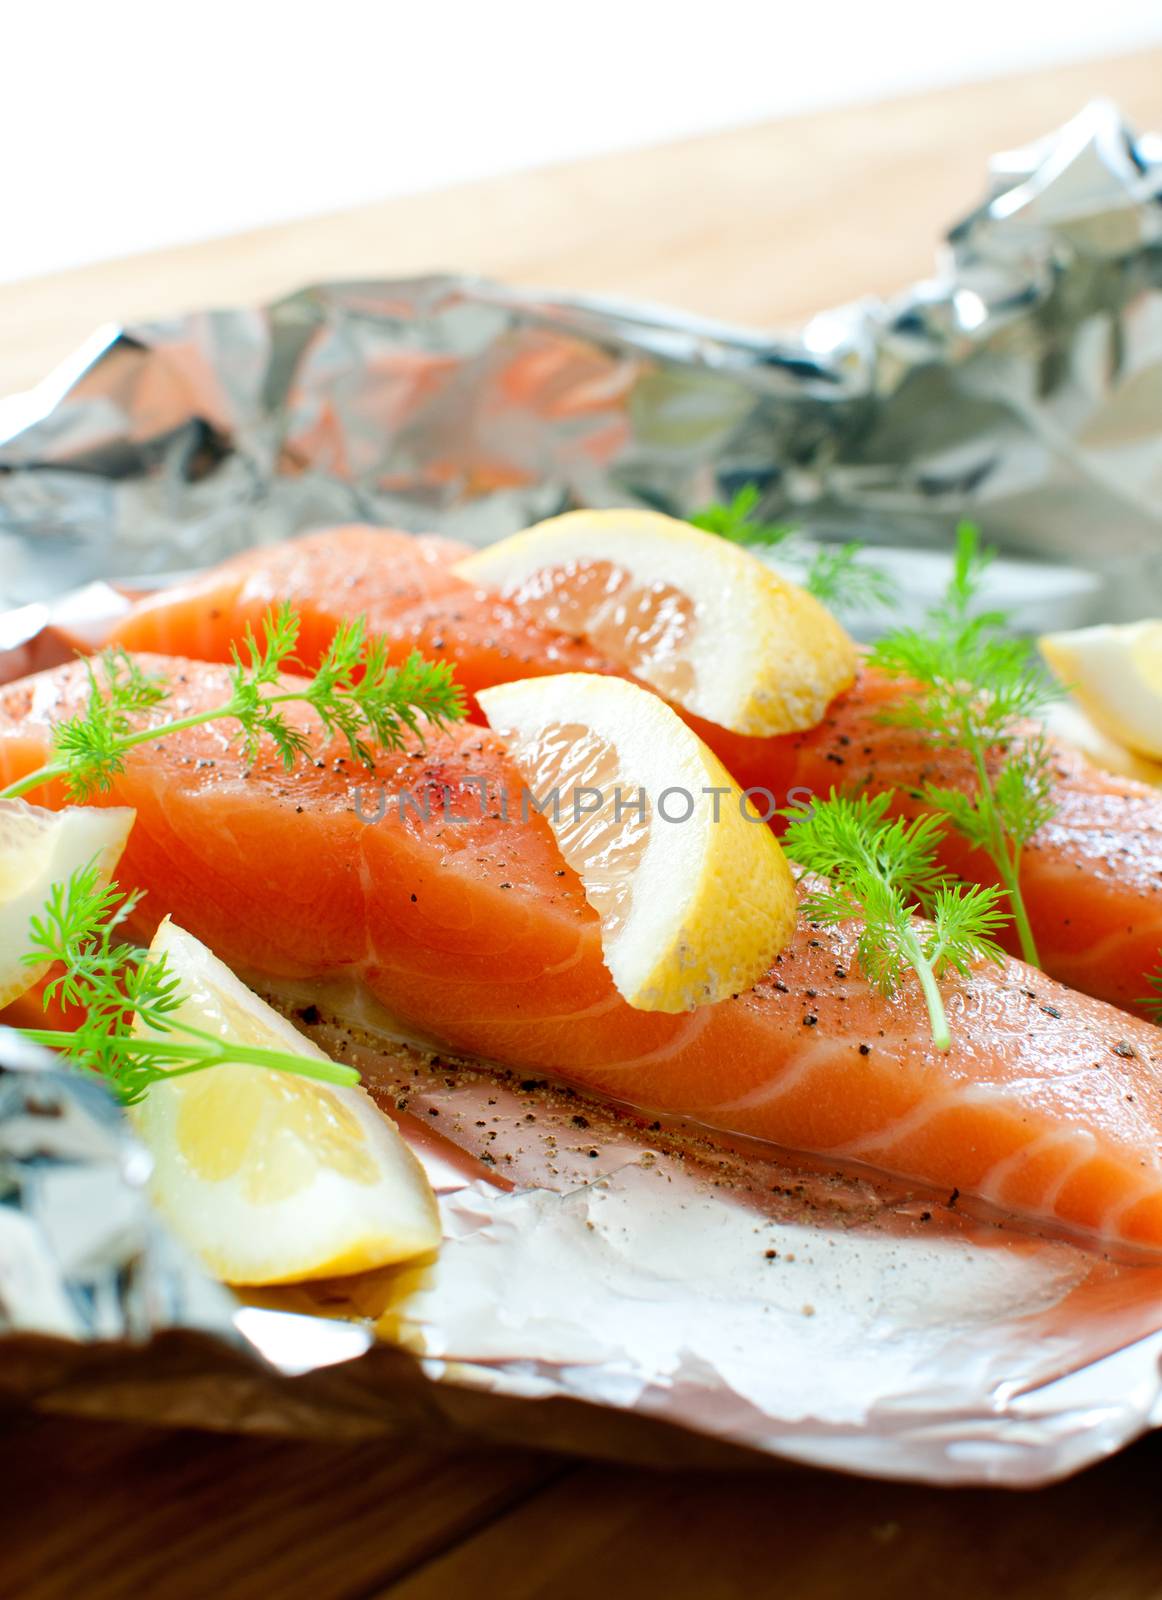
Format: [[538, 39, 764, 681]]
[[0, 1410, 564, 1599], [5, 1411, 1162, 1599], [6, 50, 1162, 1600], [2, 49, 1161, 398], [383, 1434, 1162, 1600]]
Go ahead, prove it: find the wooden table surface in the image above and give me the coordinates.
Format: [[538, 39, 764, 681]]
[[6, 47, 1162, 1599]]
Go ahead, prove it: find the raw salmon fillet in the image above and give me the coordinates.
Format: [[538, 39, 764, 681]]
[[753, 674, 1162, 1018], [107, 526, 1162, 1015], [4, 655, 1162, 1255], [111, 524, 615, 715]]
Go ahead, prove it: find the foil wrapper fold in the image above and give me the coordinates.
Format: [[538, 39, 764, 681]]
[[7, 1020, 1162, 1487], [2, 100, 1162, 1485], [1, 100, 1159, 621]]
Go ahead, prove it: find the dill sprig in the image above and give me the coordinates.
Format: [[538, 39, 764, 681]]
[[1140, 963, 1162, 1026], [690, 486, 896, 612], [15, 861, 360, 1105], [0, 604, 467, 803], [782, 791, 1008, 1051], [690, 484, 796, 549], [869, 523, 1059, 969], [47, 651, 172, 790], [802, 541, 897, 611]]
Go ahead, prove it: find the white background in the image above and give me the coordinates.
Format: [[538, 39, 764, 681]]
[[5, 1, 1162, 285]]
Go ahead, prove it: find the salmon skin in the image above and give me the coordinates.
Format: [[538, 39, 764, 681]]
[[108, 525, 1162, 1016], [4, 655, 1162, 1256]]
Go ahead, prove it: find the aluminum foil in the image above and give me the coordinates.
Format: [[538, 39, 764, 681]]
[[1, 100, 1159, 623], [3, 99, 1162, 1487], [9, 1012, 1162, 1488]]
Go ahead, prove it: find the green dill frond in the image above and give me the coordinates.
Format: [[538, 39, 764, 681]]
[[690, 485, 794, 548], [24, 858, 137, 1016], [306, 633, 467, 765], [804, 543, 898, 611], [784, 791, 946, 907], [48, 652, 170, 801], [1, 602, 467, 803], [1140, 963, 1162, 1026], [225, 603, 312, 768], [869, 520, 1061, 968], [690, 487, 895, 613], [16, 863, 359, 1104], [233, 600, 303, 684], [912, 783, 993, 855], [944, 522, 989, 620], [991, 735, 1058, 842], [924, 884, 1009, 978], [782, 790, 1012, 1050]]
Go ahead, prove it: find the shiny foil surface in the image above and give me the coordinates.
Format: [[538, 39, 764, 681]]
[[1, 100, 1162, 1486], [1, 100, 1160, 621], [7, 1012, 1162, 1488]]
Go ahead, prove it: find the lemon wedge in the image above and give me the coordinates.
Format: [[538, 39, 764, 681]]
[[1040, 621, 1162, 762], [1041, 699, 1162, 787], [0, 800, 135, 1009], [130, 919, 441, 1285], [456, 509, 857, 737], [478, 673, 797, 1012]]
